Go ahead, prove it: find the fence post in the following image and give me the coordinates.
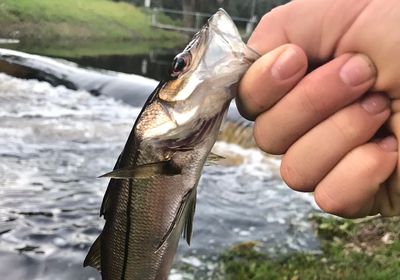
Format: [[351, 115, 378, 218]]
[[245, 15, 257, 37], [151, 8, 158, 26], [195, 12, 201, 29]]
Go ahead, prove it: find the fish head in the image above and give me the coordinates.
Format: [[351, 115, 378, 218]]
[[139, 9, 259, 144], [158, 9, 259, 117]]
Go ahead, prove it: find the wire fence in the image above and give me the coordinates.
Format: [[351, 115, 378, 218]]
[[150, 8, 257, 38]]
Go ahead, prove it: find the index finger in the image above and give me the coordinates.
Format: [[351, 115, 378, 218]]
[[248, 0, 371, 62]]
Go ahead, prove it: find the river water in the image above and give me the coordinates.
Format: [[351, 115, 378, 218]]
[[0, 60, 321, 279]]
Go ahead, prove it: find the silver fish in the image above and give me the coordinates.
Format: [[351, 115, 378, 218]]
[[84, 9, 259, 280]]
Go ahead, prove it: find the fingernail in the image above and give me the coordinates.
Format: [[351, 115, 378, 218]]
[[340, 54, 375, 86], [272, 47, 304, 80], [360, 93, 389, 114], [376, 136, 398, 152]]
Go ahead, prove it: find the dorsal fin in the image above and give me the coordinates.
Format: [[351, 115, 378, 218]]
[[83, 235, 102, 271]]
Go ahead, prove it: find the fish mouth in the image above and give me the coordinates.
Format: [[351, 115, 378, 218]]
[[183, 25, 208, 57], [182, 9, 234, 58]]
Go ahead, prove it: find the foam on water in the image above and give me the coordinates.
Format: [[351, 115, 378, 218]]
[[0, 73, 320, 279]]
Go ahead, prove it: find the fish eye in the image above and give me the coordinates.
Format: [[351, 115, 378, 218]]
[[169, 53, 191, 78], [173, 57, 185, 72]]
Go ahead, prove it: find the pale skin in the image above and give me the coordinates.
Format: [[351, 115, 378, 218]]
[[237, 0, 400, 218]]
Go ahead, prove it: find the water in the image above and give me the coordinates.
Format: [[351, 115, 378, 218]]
[[0, 71, 321, 279], [1, 43, 179, 82], [67, 49, 178, 81]]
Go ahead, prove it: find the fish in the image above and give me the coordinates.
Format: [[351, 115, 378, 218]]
[[83, 8, 259, 280]]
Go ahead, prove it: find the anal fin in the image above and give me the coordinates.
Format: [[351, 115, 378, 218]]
[[83, 235, 102, 271], [183, 188, 197, 245], [156, 187, 197, 251]]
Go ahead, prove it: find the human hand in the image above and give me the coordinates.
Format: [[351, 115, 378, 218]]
[[237, 0, 400, 218]]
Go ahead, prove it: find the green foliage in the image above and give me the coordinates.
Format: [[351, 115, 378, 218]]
[[313, 215, 355, 241], [218, 216, 400, 279], [0, 0, 183, 43], [124, 0, 291, 19], [8, 39, 180, 58]]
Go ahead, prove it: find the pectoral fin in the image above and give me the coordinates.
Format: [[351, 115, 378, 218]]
[[156, 187, 197, 251], [205, 152, 225, 166], [99, 160, 181, 179]]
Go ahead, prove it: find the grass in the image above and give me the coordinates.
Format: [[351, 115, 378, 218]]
[[217, 215, 400, 279], [0, 0, 185, 57], [6, 38, 182, 58]]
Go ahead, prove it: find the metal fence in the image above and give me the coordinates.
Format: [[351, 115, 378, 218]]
[[150, 8, 257, 38]]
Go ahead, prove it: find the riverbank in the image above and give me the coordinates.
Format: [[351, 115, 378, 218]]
[[218, 215, 400, 279], [0, 0, 185, 57]]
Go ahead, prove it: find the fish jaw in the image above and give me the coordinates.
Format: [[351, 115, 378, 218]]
[[201, 8, 260, 86]]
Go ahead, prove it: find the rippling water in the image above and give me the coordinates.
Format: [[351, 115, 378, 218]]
[[0, 73, 320, 279]]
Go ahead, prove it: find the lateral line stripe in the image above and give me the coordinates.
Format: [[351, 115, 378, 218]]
[[121, 179, 133, 280]]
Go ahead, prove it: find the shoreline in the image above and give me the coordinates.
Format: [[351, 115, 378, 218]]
[[217, 215, 400, 279], [0, 0, 185, 58]]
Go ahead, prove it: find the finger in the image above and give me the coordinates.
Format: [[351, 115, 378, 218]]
[[237, 44, 307, 120], [372, 111, 400, 216], [281, 93, 391, 192], [313, 137, 398, 218], [374, 168, 400, 217], [248, 0, 371, 61], [254, 53, 376, 155]]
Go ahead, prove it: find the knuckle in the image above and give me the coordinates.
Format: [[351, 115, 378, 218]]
[[257, 5, 287, 36], [329, 117, 360, 143], [253, 120, 268, 151], [314, 188, 352, 217], [358, 149, 382, 174], [280, 157, 314, 191], [267, 4, 287, 19], [259, 13, 272, 27], [259, 7, 280, 26], [253, 121, 271, 152], [253, 120, 286, 154], [299, 78, 329, 119]]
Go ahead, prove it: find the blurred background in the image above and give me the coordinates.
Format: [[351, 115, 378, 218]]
[[0, 0, 398, 279]]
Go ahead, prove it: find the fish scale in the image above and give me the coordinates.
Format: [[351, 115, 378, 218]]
[[84, 8, 259, 279]]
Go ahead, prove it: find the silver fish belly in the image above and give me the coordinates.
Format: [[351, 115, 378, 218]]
[[84, 8, 259, 280]]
